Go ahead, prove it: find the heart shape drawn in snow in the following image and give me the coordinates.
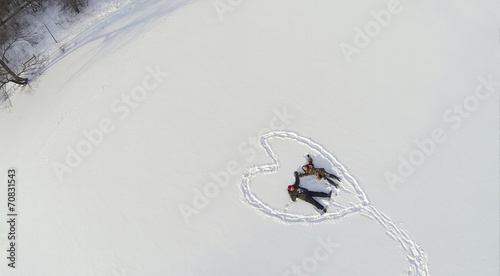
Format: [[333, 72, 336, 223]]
[[240, 130, 430, 276]]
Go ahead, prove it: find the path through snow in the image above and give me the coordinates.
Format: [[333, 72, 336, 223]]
[[240, 130, 430, 276]]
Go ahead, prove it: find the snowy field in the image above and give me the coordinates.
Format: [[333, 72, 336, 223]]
[[1, 0, 499, 275]]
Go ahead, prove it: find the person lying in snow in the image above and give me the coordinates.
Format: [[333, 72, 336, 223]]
[[288, 171, 332, 214], [298, 154, 341, 188]]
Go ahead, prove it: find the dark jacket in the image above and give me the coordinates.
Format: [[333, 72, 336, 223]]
[[288, 172, 309, 202], [288, 172, 330, 210]]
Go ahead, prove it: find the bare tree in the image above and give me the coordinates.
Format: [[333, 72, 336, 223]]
[[59, 0, 85, 13], [0, 0, 90, 106], [0, 59, 27, 84], [0, 0, 32, 28], [0, 52, 47, 107], [1, 80, 13, 108], [0, 28, 32, 86]]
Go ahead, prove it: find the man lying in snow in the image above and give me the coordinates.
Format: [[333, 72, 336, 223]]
[[288, 171, 332, 214], [298, 154, 341, 188]]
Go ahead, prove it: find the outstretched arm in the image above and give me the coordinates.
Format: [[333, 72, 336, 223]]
[[293, 171, 300, 187], [306, 154, 313, 165]]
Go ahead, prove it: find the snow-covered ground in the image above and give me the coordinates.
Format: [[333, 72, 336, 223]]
[[1, 0, 499, 275], [1, 0, 135, 100]]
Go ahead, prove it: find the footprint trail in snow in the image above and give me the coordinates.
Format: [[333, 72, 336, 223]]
[[240, 130, 430, 276]]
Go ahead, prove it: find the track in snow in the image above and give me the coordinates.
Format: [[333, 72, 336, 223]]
[[240, 130, 430, 276]]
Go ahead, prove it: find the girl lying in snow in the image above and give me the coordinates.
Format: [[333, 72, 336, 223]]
[[298, 154, 341, 188]]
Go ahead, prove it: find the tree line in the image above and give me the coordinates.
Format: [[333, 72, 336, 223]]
[[1, 0, 88, 105]]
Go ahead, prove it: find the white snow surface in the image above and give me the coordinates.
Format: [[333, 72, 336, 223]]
[[0, 0, 499, 275]]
